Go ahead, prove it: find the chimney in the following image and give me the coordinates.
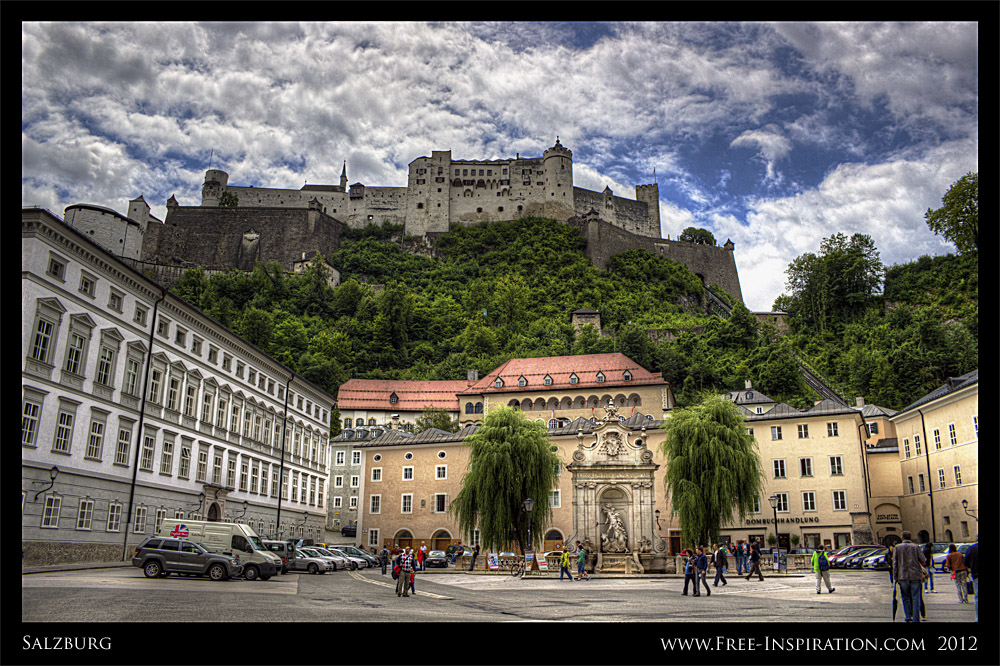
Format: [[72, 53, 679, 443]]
[[745, 380, 752, 390], [468, 369, 478, 382], [856, 397, 865, 408]]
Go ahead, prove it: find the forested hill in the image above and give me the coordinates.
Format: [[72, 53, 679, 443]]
[[170, 217, 978, 425]]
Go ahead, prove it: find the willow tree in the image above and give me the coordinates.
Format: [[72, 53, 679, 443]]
[[450, 406, 559, 554], [660, 395, 764, 549]]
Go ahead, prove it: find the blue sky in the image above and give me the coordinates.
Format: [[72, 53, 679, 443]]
[[21, 21, 978, 310]]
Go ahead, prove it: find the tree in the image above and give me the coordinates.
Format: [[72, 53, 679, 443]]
[[679, 227, 717, 246], [218, 191, 239, 207], [414, 407, 460, 434], [450, 407, 559, 554], [925, 172, 978, 254], [660, 396, 764, 549]]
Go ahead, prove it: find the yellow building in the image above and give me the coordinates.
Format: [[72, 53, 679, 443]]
[[890, 370, 979, 544]]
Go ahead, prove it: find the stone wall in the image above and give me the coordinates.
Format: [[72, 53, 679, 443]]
[[569, 216, 744, 303], [22, 540, 137, 567], [144, 206, 343, 273]]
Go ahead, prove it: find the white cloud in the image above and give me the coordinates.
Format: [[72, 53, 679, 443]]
[[729, 124, 793, 182]]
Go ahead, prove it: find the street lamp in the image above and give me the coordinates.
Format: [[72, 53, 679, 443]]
[[767, 494, 779, 561], [33, 465, 60, 501], [961, 499, 978, 521], [523, 497, 535, 555], [236, 499, 249, 521]]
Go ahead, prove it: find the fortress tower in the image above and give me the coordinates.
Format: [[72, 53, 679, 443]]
[[202, 169, 230, 207], [634, 184, 660, 237], [542, 137, 574, 221]]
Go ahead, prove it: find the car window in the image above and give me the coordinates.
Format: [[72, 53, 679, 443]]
[[181, 542, 199, 553], [159, 540, 180, 551], [144, 539, 163, 549]]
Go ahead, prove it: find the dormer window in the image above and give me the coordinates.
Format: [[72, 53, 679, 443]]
[[390, 392, 398, 404], [544, 375, 553, 386], [569, 373, 578, 385], [494, 377, 504, 388], [596, 372, 605, 383], [623, 371, 633, 381], [518, 376, 527, 387]]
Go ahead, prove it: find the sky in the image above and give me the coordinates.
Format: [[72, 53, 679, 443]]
[[21, 21, 979, 311]]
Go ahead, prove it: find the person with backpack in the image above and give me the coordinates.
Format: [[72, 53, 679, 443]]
[[395, 547, 413, 597], [574, 541, 590, 580], [745, 539, 764, 581], [713, 543, 728, 587], [380, 545, 389, 575], [812, 544, 836, 594]]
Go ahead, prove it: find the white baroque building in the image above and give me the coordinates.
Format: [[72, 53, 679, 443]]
[[22, 207, 334, 565]]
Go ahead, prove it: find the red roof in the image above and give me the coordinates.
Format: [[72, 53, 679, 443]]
[[458, 353, 666, 395], [337, 379, 470, 412]]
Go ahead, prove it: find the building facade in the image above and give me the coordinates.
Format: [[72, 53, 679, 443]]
[[890, 370, 979, 544], [22, 208, 334, 565]]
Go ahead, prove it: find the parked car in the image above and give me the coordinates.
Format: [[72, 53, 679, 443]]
[[842, 547, 886, 569], [787, 548, 816, 555], [288, 550, 334, 574], [338, 545, 379, 567], [424, 550, 449, 568], [341, 525, 357, 537], [306, 547, 351, 571], [131, 536, 242, 581], [863, 550, 892, 571], [932, 543, 973, 572], [157, 519, 281, 581], [262, 540, 297, 574], [828, 544, 881, 567], [325, 547, 365, 570]]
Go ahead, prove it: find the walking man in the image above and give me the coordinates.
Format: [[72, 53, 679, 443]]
[[395, 547, 413, 597], [921, 539, 936, 594], [894, 531, 927, 622], [713, 544, 728, 586], [575, 541, 591, 580], [468, 542, 480, 571], [559, 548, 574, 581], [735, 540, 746, 576], [682, 551, 697, 596], [964, 536, 978, 622], [380, 544, 389, 575], [746, 539, 764, 581], [812, 544, 835, 594], [695, 546, 711, 596]]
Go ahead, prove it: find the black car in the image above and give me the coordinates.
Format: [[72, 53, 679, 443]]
[[424, 550, 449, 568], [341, 525, 357, 537], [131, 537, 242, 581]]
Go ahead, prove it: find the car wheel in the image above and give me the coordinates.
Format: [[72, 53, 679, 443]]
[[331, 563, 337, 571], [143, 560, 162, 578], [308, 563, 319, 575], [351, 562, 357, 571], [208, 563, 227, 581], [244, 565, 260, 581]]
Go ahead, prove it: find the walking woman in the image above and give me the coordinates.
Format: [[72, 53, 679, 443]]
[[943, 544, 970, 604]]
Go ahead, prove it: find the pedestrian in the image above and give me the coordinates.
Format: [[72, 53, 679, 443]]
[[695, 546, 711, 596], [468, 542, 480, 571], [380, 544, 389, 575], [713, 543, 728, 587], [884, 543, 895, 585], [681, 551, 698, 596], [942, 544, 969, 604], [559, 548, 574, 581], [893, 531, 927, 622], [575, 541, 590, 580], [964, 536, 978, 622], [745, 540, 764, 581], [418, 541, 427, 570], [921, 539, 936, 593], [395, 547, 413, 597], [735, 540, 745, 576], [811, 544, 835, 594]]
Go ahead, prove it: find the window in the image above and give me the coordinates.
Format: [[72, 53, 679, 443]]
[[336, 451, 345, 466], [191, 337, 203, 356], [334, 496, 343, 508], [47, 254, 66, 281], [76, 499, 94, 530], [549, 489, 561, 508], [208, 346, 218, 364], [95, 346, 116, 386], [747, 428, 754, 437], [917, 474, 925, 492], [134, 305, 147, 326], [402, 466, 414, 481], [213, 453, 223, 485], [114, 424, 133, 466], [569, 373, 578, 385], [133, 506, 147, 534], [41, 495, 62, 528], [903, 438, 911, 458], [938, 468, 946, 489], [948, 423, 957, 446], [185, 385, 197, 418], [166, 376, 180, 412], [201, 393, 214, 425], [53, 408, 75, 453], [178, 441, 191, 478], [773, 459, 786, 479], [750, 496, 760, 513], [435, 465, 447, 480], [140, 433, 155, 471], [914, 434, 922, 456], [349, 496, 358, 509], [434, 494, 447, 513], [369, 528, 380, 548], [972, 415, 978, 438], [108, 290, 124, 313], [156, 318, 169, 338], [494, 378, 504, 388], [802, 491, 816, 512], [350, 475, 359, 488], [832, 491, 847, 511], [623, 370, 633, 381], [775, 493, 789, 512], [907, 476, 914, 494], [390, 392, 398, 404], [518, 376, 527, 387], [64, 331, 88, 376], [31, 317, 55, 364], [799, 457, 813, 477], [867, 422, 879, 436], [797, 424, 809, 439], [160, 438, 174, 475], [771, 426, 782, 441], [197, 449, 209, 483], [86, 417, 106, 460], [334, 475, 343, 488], [401, 494, 412, 514], [827, 422, 839, 437], [123, 357, 140, 397], [371, 468, 382, 482], [829, 456, 844, 476], [933, 429, 942, 450], [544, 375, 553, 386], [352, 450, 361, 466], [107, 503, 122, 532], [596, 372, 605, 383], [154, 508, 166, 534], [953, 465, 962, 485]]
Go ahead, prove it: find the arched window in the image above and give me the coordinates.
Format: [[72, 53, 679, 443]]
[[367, 418, 376, 426], [475, 402, 483, 414], [344, 418, 352, 428], [465, 402, 474, 414], [548, 419, 558, 429]]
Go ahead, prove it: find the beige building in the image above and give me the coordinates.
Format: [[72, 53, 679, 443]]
[[336, 377, 472, 431], [890, 370, 979, 544]]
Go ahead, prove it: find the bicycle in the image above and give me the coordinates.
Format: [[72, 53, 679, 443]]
[[510, 557, 526, 578]]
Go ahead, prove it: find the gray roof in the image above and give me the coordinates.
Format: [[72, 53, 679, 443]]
[[860, 404, 897, 418], [742, 399, 864, 423], [723, 389, 776, 406], [548, 412, 663, 435], [867, 437, 899, 453], [895, 369, 979, 417]]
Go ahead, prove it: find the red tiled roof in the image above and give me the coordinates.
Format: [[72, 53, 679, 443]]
[[458, 353, 666, 395], [337, 379, 470, 411]]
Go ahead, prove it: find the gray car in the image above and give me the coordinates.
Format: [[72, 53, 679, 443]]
[[131, 536, 242, 581], [288, 550, 334, 574]]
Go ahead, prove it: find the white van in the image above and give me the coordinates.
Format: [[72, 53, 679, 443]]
[[158, 519, 281, 581]]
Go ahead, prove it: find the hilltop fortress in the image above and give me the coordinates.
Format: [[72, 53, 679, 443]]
[[65, 139, 743, 301]]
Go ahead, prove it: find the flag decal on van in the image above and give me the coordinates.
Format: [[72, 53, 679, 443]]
[[170, 524, 189, 538]]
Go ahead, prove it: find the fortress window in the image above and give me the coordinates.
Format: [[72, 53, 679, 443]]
[[477, 207, 483, 213], [417, 203, 424, 209], [498, 207, 504, 212], [517, 205, 523, 211], [479, 169, 484, 176], [463, 169, 468, 176], [502, 168, 508, 175], [487, 170, 492, 176]]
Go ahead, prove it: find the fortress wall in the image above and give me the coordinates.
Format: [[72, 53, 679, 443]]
[[573, 188, 655, 238], [569, 217, 744, 303], [143, 207, 343, 273]]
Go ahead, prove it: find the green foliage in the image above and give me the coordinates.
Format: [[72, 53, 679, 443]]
[[660, 396, 764, 549], [449, 407, 559, 553], [218, 191, 239, 207], [414, 407, 460, 434], [925, 172, 978, 254], [679, 226, 717, 246]]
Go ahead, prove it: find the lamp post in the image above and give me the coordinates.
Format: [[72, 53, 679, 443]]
[[961, 499, 978, 522], [768, 494, 779, 566], [33, 465, 60, 501], [523, 497, 535, 555]]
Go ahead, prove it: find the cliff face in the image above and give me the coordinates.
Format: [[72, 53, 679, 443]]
[[568, 216, 744, 303], [143, 206, 344, 271]]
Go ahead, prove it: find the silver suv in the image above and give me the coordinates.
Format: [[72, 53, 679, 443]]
[[131, 537, 242, 581]]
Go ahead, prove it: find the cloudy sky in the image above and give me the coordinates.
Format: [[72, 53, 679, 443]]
[[22, 21, 978, 310]]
